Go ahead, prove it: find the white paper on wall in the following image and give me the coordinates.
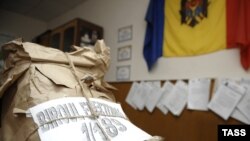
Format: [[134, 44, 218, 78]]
[[213, 78, 240, 93], [187, 78, 211, 111], [125, 82, 139, 110], [165, 80, 188, 116], [231, 108, 250, 125], [226, 81, 247, 95], [241, 78, 250, 85], [145, 81, 163, 113], [236, 81, 250, 122], [208, 82, 246, 120], [156, 81, 174, 115], [130, 81, 148, 110]]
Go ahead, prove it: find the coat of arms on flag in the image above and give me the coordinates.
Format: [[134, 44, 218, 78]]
[[180, 0, 208, 27]]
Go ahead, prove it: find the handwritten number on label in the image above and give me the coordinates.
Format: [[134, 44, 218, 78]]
[[93, 122, 108, 141], [110, 119, 127, 132], [89, 123, 96, 141], [101, 118, 118, 137], [81, 123, 91, 141], [81, 118, 127, 140]]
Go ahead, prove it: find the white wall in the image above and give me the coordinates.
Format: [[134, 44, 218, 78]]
[[0, 9, 47, 41], [48, 0, 250, 82]]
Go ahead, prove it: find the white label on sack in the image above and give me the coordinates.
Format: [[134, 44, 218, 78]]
[[29, 97, 152, 141]]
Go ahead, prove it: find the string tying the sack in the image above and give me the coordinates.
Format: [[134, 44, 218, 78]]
[[65, 53, 110, 141]]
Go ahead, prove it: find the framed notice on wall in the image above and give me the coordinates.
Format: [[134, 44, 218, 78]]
[[118, 25, 132, 42], [117, 45, 132, 61], [116, 65, 130, 81]]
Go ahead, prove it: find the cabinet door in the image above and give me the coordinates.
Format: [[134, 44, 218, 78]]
[[50, 32, 61, 49], [39, 34, 50, 46], [35, 30, 51, 46], [63, 26, 75, 52]]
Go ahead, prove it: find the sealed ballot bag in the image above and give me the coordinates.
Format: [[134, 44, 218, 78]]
[[0, 39, 162, 141]]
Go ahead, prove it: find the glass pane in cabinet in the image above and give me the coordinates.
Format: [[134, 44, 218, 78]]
[[80, 27, 101, 47], [63, 27, 74, 52], [51, 33, 60, 49]]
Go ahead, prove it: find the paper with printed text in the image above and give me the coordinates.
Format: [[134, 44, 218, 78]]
[[188, 78, 211, 111], [28, 97, 152, 141], [156, 81, 174, 115], [165, 80, 188, 116], [208, 82, 246, 120]]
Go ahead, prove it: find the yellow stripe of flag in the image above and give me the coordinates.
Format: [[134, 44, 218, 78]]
[[163, 0, 226, 57]]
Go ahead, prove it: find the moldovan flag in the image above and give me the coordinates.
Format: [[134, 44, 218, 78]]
[[143, 0, 250, 70]]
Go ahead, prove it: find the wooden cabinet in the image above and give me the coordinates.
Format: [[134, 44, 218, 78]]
[[35, 18, 103, 52], [33, 30, 51, 47]]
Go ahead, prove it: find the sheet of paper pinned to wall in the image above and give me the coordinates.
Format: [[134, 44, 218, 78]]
[[213, 78, 240, 93], [241, 78, 250, 85], [145, 81, 162, 113], [148, 80, 161, 88], [208, 81, 246, 120], [125, 82, 139, 110], [236, 79, 250, 122], [130, 81, 150, 111], [187, 78, 211, 111], [132, 81, 162, 111], [229, 79, 250, 124], [231, 109, 250, 125], [156, 81, 174, 115], [165, 80, 188, 116]]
